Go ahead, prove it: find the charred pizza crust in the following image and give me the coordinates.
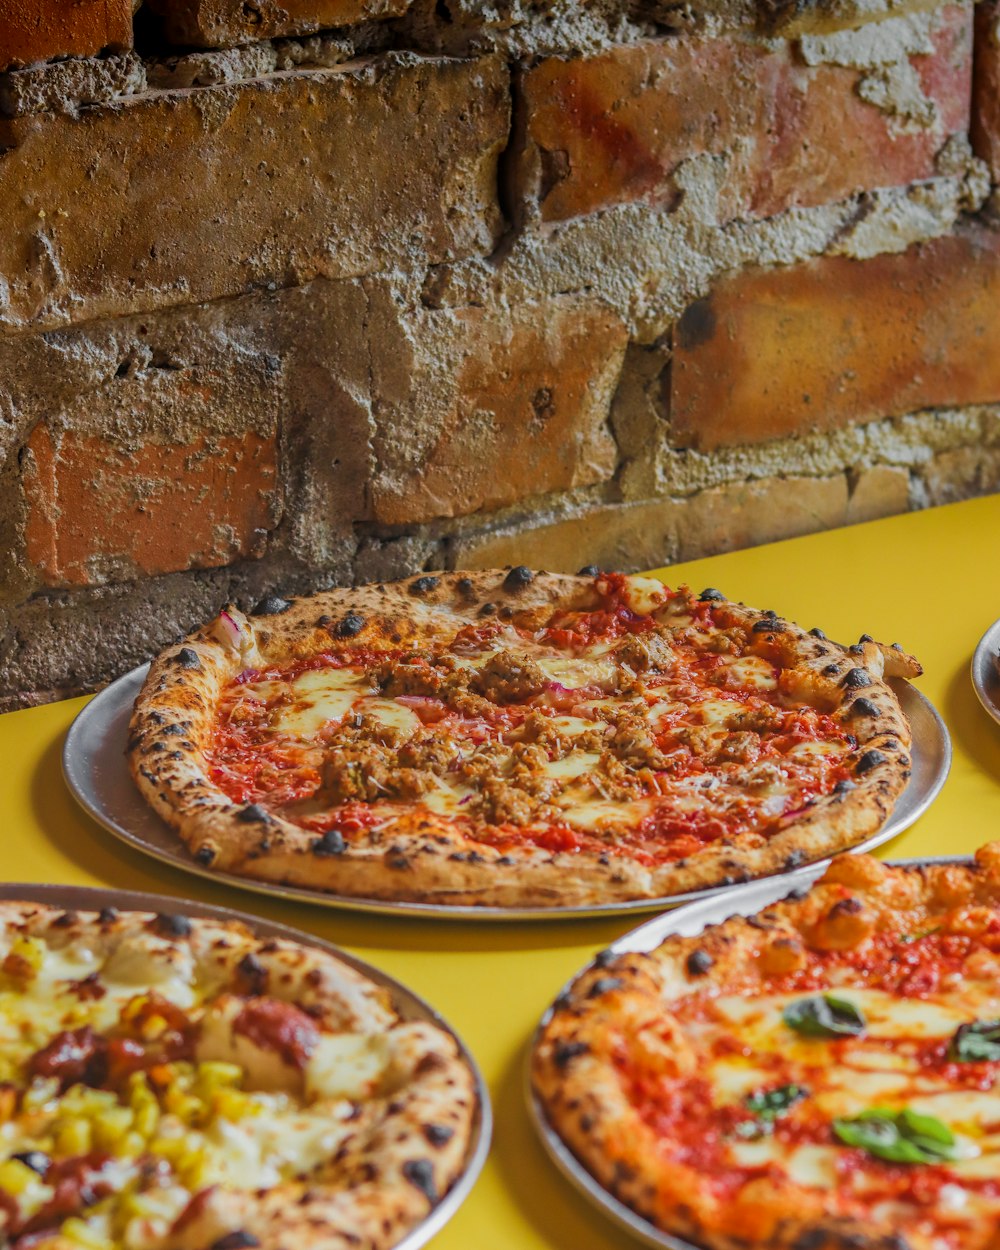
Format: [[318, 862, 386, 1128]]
[[0, 900, 476, 1250], [127, 569, 920, 908], [532, 845, 1000, 1250]]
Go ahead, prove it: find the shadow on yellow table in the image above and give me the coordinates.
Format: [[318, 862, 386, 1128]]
[[4, 495, 1000, 1249]]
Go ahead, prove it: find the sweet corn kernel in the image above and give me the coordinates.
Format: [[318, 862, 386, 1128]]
[[113, 1130, 146, 1161], [133, 1098, 159, 1138], [0, 1158, 40, 1195], [55, 1117, 93, 1156], [212, 1088, 261, 1122], [92, 1105, 133, 1150], [60, 1217, 114, 1250], [196, 1062, 243, 1091], [3, 936, 45, 984]]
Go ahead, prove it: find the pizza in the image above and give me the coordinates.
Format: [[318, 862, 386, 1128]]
[[127, 569, 920, 908], [0, 899, 476, 1249], [532, 845, 1000, 1250]]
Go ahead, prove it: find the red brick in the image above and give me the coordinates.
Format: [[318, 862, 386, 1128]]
[[0, 55, 508, 331], [972, 0, 1000, 177], [516, 10, 971, 224], [668, 226, 1000, 452], [147, 0, 412, 47], [0, 0, 132, 71], [23, 424, 280, 586], [371, 297, 628, 525]]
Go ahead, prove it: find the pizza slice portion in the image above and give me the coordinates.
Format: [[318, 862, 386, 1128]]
[[0, 904, 475, 1250], [129, 569, 921, 906], [533, 844, 1000, 1250]]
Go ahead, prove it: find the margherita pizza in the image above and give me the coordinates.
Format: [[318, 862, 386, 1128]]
[[127, 569, 920, 908], [532, 845, 1000, 1250], [0, 899, 475, 1249]]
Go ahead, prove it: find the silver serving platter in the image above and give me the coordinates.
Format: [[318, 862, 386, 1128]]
[[63, 664, 951, 921], [0, 881, 491, 1250], [972, 617, 1000, 727], [527, 855, 969, 1250]]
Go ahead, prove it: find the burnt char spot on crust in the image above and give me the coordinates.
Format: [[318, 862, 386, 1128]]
[[699, 588, 725, 601], [686, 949, 713, 975], [834, 778, 856, 795], [752, 618, 785, 633], [252, 594, 292, 616], [848, 696, 880, 718], [553, 1041, 589, 1069], [154, 913, 192, 937], [587, 977, 624, 997], [335, 613, 365, 638], [175, 647, 202, 670], [593, 949, 617, 968], [98, 908, 118, 925], [784, 849, 808, 868], [211, 1235, 262, 1250], [456, 577, 475, 598], [856, 749, 887, 775], [311, 830, 347, 856], [822, 663, 841, 677], [410, 576, 440, 595], [237, 804, 272, 824], [809, 627, 827, 639], [842, 667, 872, 690], [52, 911, 78, 928], [195, 845, 217, 865], [236, 953, 269, 995], [578, 565, 600, 577], [402, 1159, 438, 1204], [479, 602, 496, 616], [422, 1123, 455, 1148], [504, 565, 534, 588]]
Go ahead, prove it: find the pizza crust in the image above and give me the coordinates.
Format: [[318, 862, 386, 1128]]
[[127, 570, 920, 908], [532, 845, 1000, 1250], [0, 901, 477, 1250]]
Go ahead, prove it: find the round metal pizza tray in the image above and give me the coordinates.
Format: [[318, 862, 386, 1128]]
[[971, 616, 1000, 727], [527, 855, 970, 1250], [63, 664, 951, 921], [0, 880, 491, 1250]]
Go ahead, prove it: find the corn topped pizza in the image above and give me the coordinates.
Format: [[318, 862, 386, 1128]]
[[533, 846, 1000, 1250], [0, 900, 476, 1249], [127, 569, 920, 908]]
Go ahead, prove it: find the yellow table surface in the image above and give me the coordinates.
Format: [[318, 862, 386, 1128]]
[[3, 494, 1000, 1249]]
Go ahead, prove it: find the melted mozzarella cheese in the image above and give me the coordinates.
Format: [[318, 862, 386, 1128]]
[[272, 668, 373, 737], [356, 697, 421, 737], [535, 655, 618, 689], [620, 575, 669, 615], [542, 751, 602, 781], [305, 1033, 391, 1101], [556, 792, 654, 830], [722, 656, 778, 691]]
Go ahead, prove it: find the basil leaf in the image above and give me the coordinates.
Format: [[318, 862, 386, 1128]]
[[745, 1084, 808, 1120], [949, 1020, 1000, 1063], [783, 994, 867, 1038], [833, 1107, 961, 1164]]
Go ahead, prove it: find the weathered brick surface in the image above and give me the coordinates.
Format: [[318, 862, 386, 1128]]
[[845, 465, 912, 524], [454, 474, 852, 571], [922, 445, 1000, 504], [669, 226, 1000, 451], [972, 0, 1000, 177], [369, 294, 628, 524], [23, 425, 279, 586], [515, 8, 971, 224], [0, 53, 145, 117], [148, 0, 412, 47], [0, 0, 132, 72], [0, 53, 508, 332]]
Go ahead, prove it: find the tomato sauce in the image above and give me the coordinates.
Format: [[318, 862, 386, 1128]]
[[206, 579, 857, 861]]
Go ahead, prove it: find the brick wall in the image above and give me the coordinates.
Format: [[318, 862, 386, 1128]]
[[0, 0, 998, 704]]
